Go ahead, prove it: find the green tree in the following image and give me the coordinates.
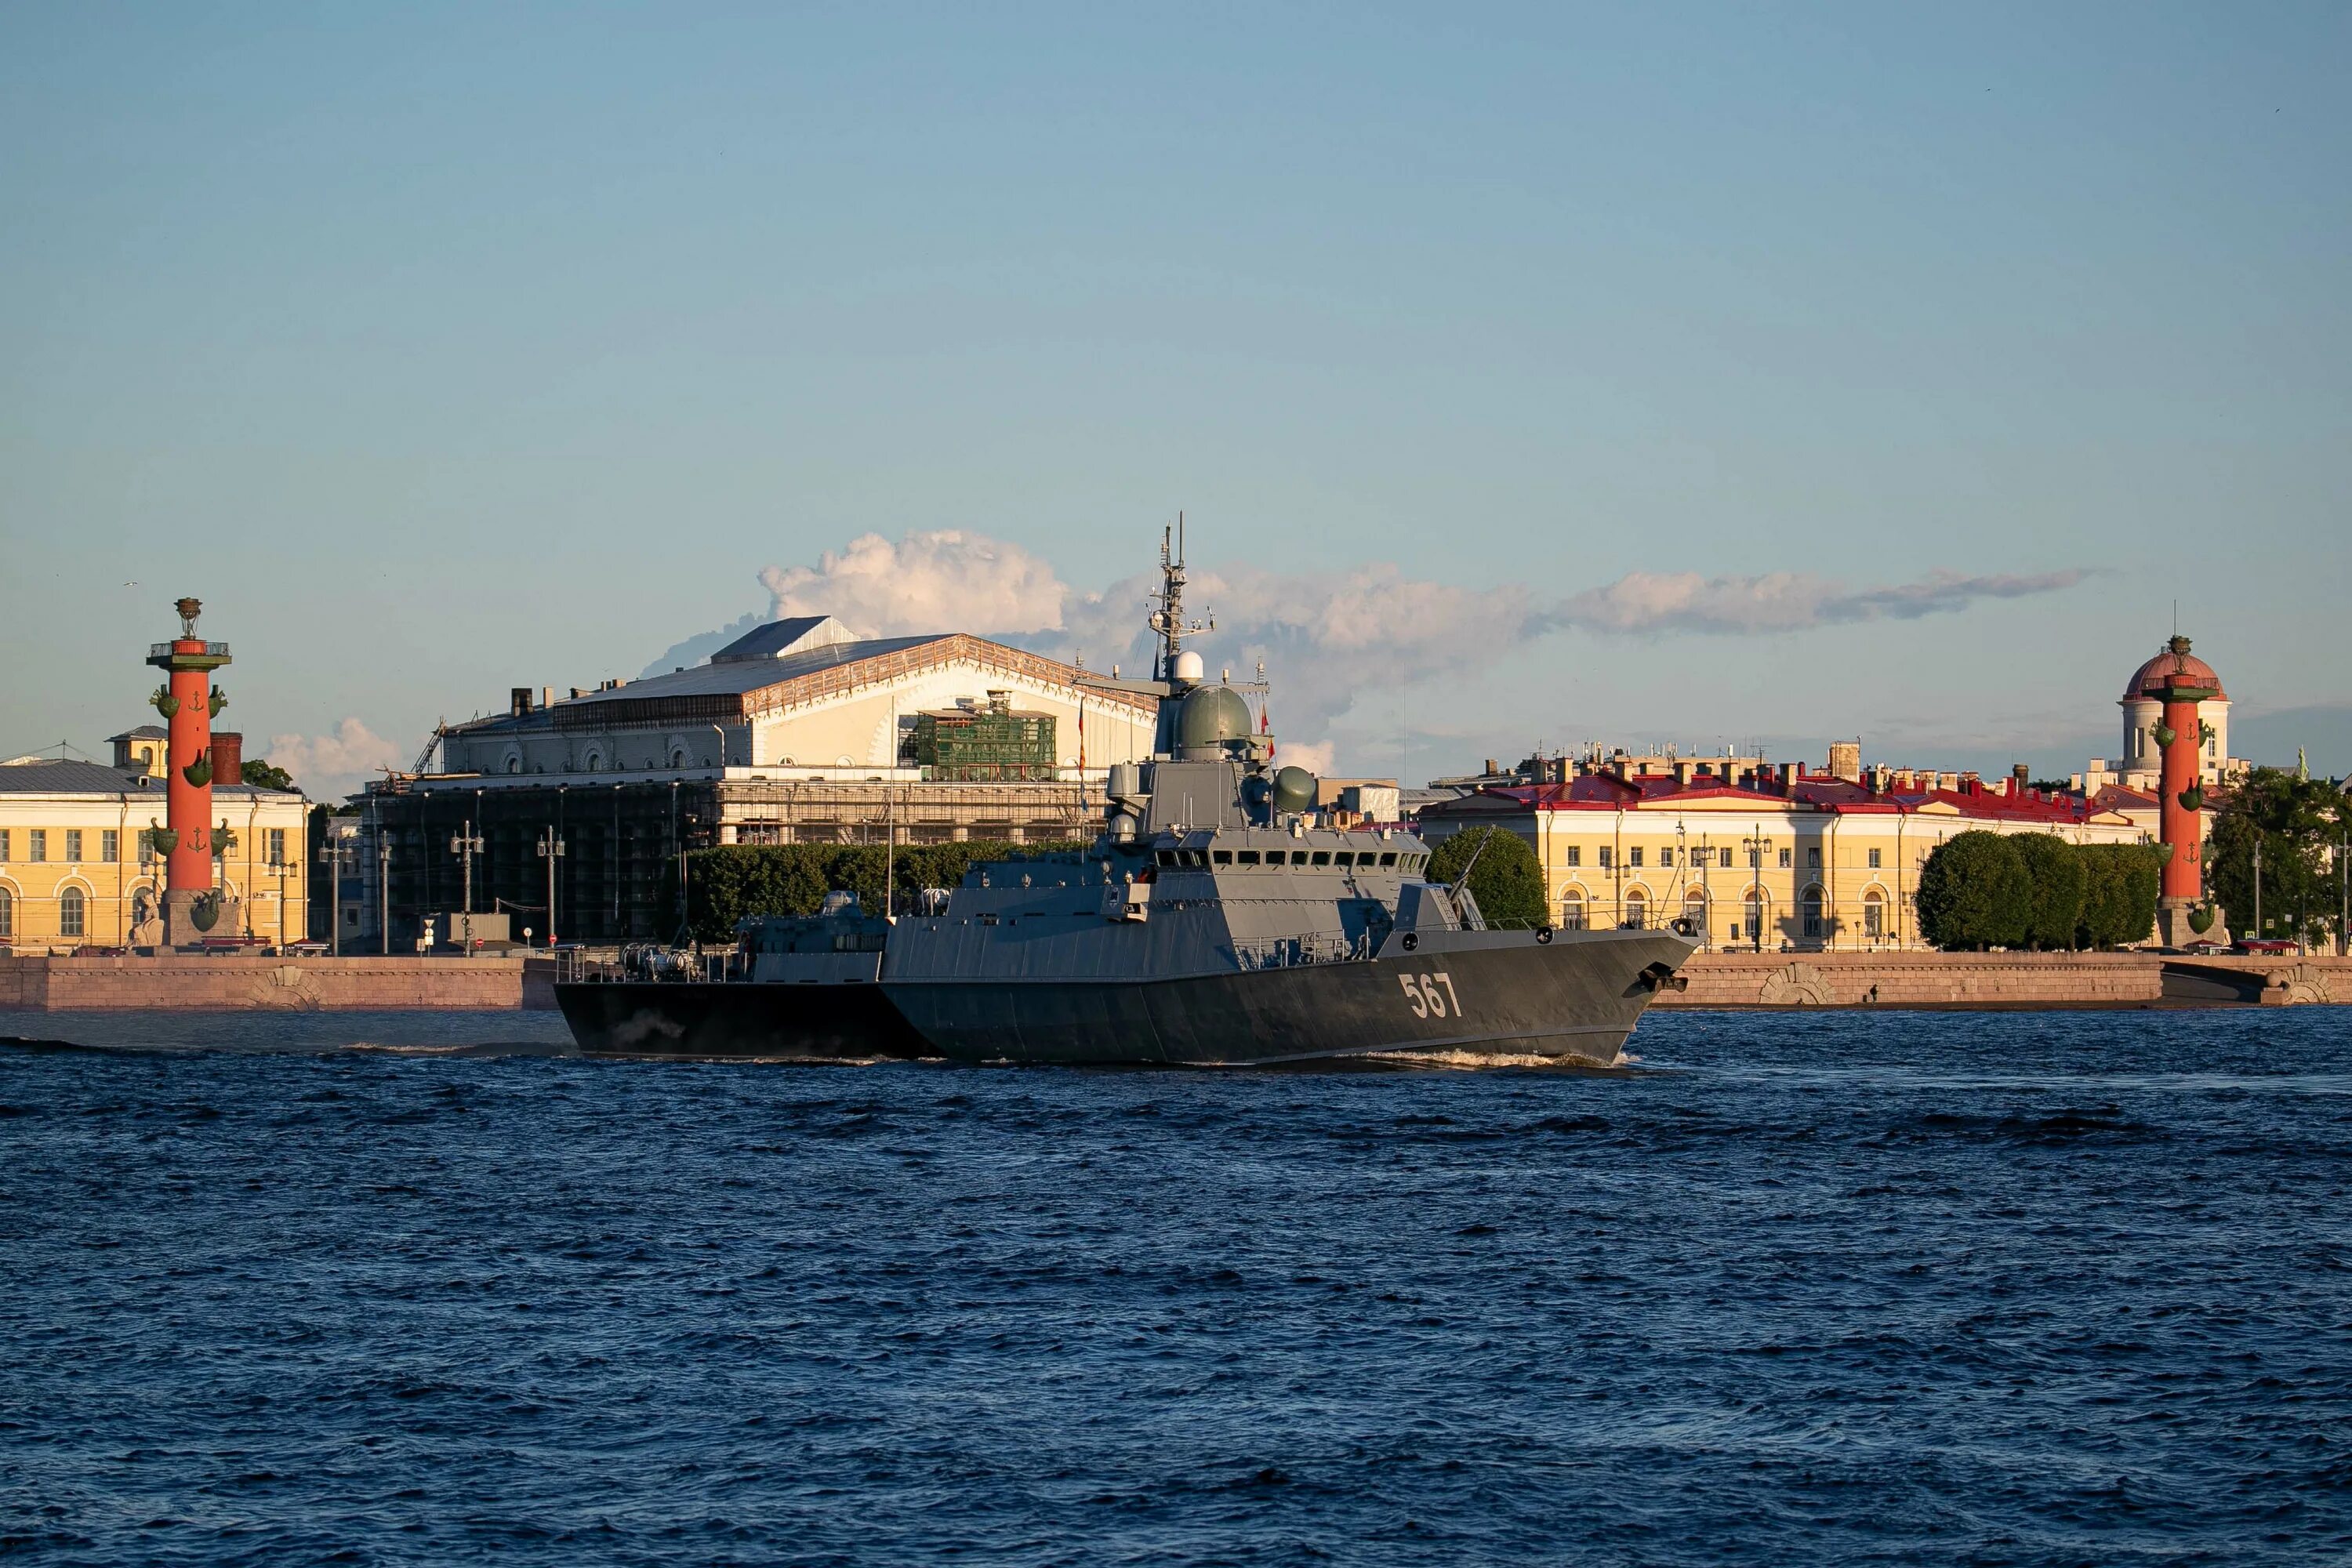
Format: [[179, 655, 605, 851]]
[[2074, 844, 2165, 949], [682, 840, 1091, 942], [2012, 833, 2087, 950], [2209, 768, 2342, 947], [1915, 830, 2033, 950], [241, 757, 297, 792], [1425, 826, 1549, 929]]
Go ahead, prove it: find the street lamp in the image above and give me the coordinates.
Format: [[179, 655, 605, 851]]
[[448, 821, 484, 952], [316, 837, 355, 956], [536, 827, 566, 947], [376, 831, 394, 955], [1741, 828, 1775, 953]]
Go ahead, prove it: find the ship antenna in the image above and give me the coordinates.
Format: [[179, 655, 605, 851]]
[[1146, 510, 1210, 681]]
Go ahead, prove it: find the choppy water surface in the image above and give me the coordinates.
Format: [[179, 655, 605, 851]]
[[2, 1008, 2348, 1566]]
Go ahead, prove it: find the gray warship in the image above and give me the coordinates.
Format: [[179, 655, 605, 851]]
[[557, 528, 1697, 1065]]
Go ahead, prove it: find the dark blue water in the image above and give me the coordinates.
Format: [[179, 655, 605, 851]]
[[3, 1009, 2349, 1566]]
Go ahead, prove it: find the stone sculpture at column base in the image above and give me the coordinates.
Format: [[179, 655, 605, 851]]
[[2154, 896, 2226, 950]]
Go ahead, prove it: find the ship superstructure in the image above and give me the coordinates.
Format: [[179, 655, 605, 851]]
[[557, 521, 1697, 1064]]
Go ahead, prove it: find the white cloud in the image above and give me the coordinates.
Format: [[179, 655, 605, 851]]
[[757, 531, 1069, 640], [1275, 739, 1338, 775], [263, 718, 407, 802], [653, 532, 2089, 771], [1552, 568, 2088, 636]]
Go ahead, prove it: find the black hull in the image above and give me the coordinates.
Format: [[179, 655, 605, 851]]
[[554, 980, 927, 1059], [883, 930, 1697, 1066]]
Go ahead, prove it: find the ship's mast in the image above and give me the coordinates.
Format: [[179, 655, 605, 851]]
[[1145, 511, 1212, 682]]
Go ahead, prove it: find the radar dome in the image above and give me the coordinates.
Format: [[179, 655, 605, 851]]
[[1176, 684, 1254, 750], [1272, 766, 1317, 816], [1171, 650, 1204, 684]]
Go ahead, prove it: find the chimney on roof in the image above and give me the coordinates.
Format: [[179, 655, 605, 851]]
[[511, 687, 533, 717], [209, 731, 243, 788], [1484, 758, 1500, 778], [1779, 761, 1798, 797], [1674, 760, 1694, 788], [1959, 771, 1982, 796], [542, 686, 552, 711], [2010, 762, 2030, 799]]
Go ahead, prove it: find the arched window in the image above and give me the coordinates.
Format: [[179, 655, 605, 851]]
[[1802, 884, 1827, 941], [1623, 888, 1647, 930], [60, 886, 85, 938], [583, 750, 602, 773], [670, 750, 687, 769], [1559, 888, 1585, 931], [1862, 888, 1886, 941], [1743, 891, 1765, 944], [1683, 888, 1708, 933], [0, 885, 12, 938], [506, 753, 522, 775]]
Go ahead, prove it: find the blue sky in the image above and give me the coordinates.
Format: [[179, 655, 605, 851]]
[[2, 3, 2346, 794]]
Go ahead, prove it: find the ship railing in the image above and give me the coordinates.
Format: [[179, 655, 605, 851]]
[[557, 946, 746, 983], [1231, 931, 1372, 971]]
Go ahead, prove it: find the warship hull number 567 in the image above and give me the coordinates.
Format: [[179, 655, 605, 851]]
[[557, 524, 1697, 1066]]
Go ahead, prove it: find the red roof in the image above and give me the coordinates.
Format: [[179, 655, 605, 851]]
[[2123, 641, 2226, 702], [1421, 771, 2132, 828]]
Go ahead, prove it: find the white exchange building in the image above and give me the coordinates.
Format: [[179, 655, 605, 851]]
[[437, 618, 1159, 785]]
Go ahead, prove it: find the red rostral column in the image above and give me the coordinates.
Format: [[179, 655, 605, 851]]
[[2147, 634, 2216, 946], [145, 597, 231, 944]]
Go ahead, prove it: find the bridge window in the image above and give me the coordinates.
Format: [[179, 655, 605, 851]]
[[1212, 850, 1232, 865], [1155, 850, 1177, 868], [1379, 852, 1398, 867], [1331, 851, 1353, 867], [1236, 850, 1261, 866], [1311, 851, 1330, 866], [1291, 851, 1310, 866]]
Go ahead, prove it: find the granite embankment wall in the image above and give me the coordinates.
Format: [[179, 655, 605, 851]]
[[2, 951, 2344, 1014], [0, 955, 561, 1011], [1656, 950, 2350, 1009]]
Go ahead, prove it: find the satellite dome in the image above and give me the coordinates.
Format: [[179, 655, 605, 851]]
[[1171, 650, 1204, 684], [1176, 684, 1254, 750]]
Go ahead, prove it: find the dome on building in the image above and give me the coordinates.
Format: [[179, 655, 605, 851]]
[[2122, 637, 2226, 702]]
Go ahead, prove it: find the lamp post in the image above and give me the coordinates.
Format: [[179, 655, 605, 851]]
[[2253, 835, 2263, 940], [1697, 830, 1712, 949], [376, 830, 392, 955], [317, 837, 354, 956], [536, 827, 565, 946], [1742, 827, 1775, 952], [448, 820, 484, 953]]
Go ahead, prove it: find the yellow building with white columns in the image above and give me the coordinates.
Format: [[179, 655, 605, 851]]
[[1418, 758, 2156, 951], [0, 734, 309, 951]]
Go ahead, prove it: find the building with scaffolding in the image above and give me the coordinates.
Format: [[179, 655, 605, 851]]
[[344, 617, 1159, 947]]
